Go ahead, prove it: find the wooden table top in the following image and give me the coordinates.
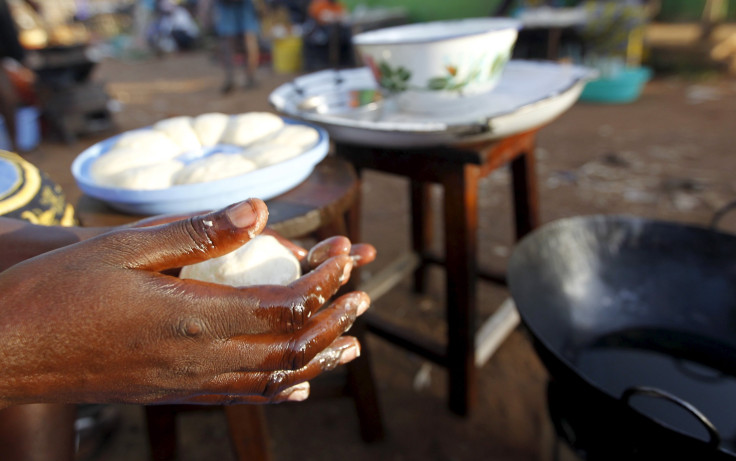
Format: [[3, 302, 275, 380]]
[[76, 155, 359, 240]]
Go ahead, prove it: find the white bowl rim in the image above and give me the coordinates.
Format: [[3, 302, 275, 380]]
[[352, 17, 521, 46]]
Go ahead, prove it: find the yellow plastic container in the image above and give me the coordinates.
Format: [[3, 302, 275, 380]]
[[272, 36, 303, 74]]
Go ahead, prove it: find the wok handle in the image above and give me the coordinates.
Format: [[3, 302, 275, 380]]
[[621, 386, 721, 449]]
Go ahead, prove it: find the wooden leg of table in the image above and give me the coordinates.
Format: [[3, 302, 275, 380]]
[[411, 180, 433, 293], [443, 165, 480, 416], [145, 406, 178, 461], [225, 406, 272, 461], [510, 147, 540, 240]]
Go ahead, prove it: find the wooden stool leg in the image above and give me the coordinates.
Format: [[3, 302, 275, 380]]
[[411, 180, 433, 293], [225, 406, 272, 461], [145, 406, 178, 461], [510, 147, 540, 240], [443, 165, 480, 416], [345, 319, 385, 442], [317, 201, 385, 443]]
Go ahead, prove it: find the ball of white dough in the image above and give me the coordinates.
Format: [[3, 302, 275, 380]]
[[260, 124, 320, 149], [104, 160, 184, 190], [90, 145, 182, 185], [153, 116, 202, 152], [179, 235, 301, 287], [113, 129, 183, 155], [241, 144, 305, 168], [219, 112, 284, 147], [173, 153, 258, 185], [192, 112, 230, 147]]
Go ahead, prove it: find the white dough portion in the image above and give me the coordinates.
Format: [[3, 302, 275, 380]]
[[153, 116, 202, 152], [219, 112, 284, 147], [104, 160, 184, 190], [113, 130, 183, 156], [258, 124, 320, 149], [173, 153, 258, 185], [90, 145, 181, 184], [192, 112, 231, 147], [241, 144, 305, 168], [180, 235, 301, 287]]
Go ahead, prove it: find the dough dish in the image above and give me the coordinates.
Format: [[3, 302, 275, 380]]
[[153, 116, 202, 152], [219, 112, 284, 147], [192, 112, 230, 147], [173, 153, 258, 185], [104, 160, 184, 190]]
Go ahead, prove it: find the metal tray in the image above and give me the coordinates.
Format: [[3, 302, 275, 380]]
[[269, 60, 596, 148]]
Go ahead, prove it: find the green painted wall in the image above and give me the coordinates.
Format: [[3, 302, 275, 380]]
[[342, 0, 504, 22], [656, 0, 736, 21]]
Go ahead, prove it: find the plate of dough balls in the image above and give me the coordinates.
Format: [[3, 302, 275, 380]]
[[72, 112, 329, 215]]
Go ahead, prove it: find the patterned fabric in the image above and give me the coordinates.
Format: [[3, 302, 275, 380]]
[[0, 150, 76, 226]]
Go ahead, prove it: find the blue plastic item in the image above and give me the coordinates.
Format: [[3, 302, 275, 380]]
[[0, 106, 41, 151], [580, 66, 652, 104]]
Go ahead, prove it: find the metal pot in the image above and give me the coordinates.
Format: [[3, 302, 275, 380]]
[[508, 214, 736, 459]]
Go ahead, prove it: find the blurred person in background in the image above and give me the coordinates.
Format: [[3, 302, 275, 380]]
[[0, 0, 27, 152], [211, 0, 261, 93], [303, 0, 352, 70]]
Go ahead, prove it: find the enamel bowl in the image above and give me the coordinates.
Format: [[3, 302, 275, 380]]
[[352, 17, 520, 114]]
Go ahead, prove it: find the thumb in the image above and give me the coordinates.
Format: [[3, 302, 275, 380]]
[[101, 199, 269, 272]]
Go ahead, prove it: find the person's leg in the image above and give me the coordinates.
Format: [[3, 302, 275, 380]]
[[0, 404, 77, 461], [243, 31, 260, 88], [220, 35, 238, 93]]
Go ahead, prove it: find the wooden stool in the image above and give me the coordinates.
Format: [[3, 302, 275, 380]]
[[335, 129, 541, 416], [76, 156, 384, 460]]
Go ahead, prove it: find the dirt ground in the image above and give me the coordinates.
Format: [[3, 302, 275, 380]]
[[19, 45, 736, 461]]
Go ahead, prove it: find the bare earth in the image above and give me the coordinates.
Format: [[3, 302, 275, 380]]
[[21, 49, 736, 461]]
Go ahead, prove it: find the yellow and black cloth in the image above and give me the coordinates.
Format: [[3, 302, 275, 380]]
[[0, 150, 76, 226]]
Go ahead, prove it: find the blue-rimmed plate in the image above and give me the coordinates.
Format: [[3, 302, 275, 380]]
[[71, 117, 329, 215]]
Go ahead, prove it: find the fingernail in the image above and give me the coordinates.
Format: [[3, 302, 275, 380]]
[[339, 258, 354, 284], [286, 382, 310, 402], [356, 293, 370, 316], [339, 343, 361, 364], [226, 200, 257, 228]]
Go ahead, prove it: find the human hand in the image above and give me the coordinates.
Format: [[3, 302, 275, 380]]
[[0, 199, 371, 407]]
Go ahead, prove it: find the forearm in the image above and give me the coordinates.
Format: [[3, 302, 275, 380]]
[[0, 217, 112, 271]]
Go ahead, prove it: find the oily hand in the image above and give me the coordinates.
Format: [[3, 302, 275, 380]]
[[0, 199, 370, 407]]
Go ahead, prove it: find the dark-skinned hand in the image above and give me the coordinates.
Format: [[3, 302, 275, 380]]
[[0, 198, 373, 408]]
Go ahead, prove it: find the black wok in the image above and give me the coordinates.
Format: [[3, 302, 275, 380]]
[[507, 215, 736, 459]]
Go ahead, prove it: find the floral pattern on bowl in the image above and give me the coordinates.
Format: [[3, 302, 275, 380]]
[[365, 48, 512, 96]]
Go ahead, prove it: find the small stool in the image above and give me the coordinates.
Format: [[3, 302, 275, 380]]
[[335, 129, 541, 416], [76, 156, 384, 460]]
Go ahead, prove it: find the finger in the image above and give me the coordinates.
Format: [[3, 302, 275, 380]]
[[218, 291, 369, 371], [203, 336, 361, 400], [232, 253, 356, 333], [349, 243, 376, 267], [175, 382, 311, 405], [98, 199, 269, 272], [128, 210, 206, 228], [306, 236, 351, 268], [306, 238, 377, 269]]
